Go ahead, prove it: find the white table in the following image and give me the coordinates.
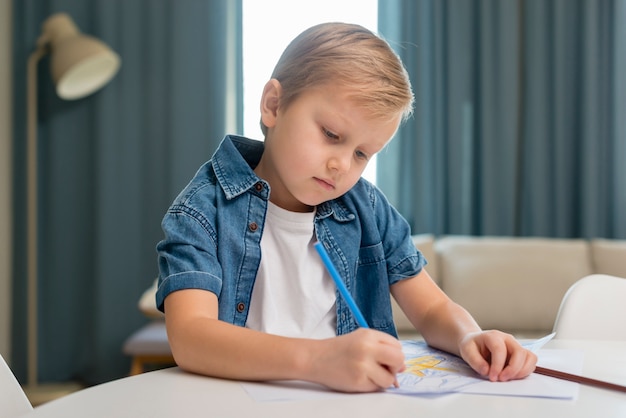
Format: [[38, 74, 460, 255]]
[[22, 340, 626, 418]]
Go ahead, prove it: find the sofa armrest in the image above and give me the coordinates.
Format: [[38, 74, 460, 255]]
[[591, 239, 626, 278], [138, 279, 164, 318]]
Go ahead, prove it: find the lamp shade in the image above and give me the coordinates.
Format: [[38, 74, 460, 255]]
[[41, 13, 120, 100]]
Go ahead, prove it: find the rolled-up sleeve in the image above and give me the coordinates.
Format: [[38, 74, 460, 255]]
[[156, 207, 223, 312]]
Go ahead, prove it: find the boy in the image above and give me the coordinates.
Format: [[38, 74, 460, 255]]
[[156, 22, 537, 393]]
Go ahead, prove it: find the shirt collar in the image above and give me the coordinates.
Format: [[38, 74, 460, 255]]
[[316, 200, 356, 223], [212, 135, 266, 200]]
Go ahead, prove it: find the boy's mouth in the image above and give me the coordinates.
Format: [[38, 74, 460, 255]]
[[314, 177, 335, 190]]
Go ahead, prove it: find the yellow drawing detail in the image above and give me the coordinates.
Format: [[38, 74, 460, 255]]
[[405, 356, 458, 377]]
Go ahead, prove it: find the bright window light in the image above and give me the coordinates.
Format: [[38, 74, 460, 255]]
[[242, 0, 378, 183]]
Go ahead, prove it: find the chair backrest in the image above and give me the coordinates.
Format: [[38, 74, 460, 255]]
[[0, 354, 33, 417], [553, 274, 626, 340]]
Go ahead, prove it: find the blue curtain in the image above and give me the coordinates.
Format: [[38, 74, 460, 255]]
[[12, 0, 242, 384], [378, 0, 626, 239]]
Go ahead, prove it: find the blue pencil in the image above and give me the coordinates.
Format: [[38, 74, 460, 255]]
[[314, 242, 369, 329]]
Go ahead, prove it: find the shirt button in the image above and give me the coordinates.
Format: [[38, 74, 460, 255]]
[[237, 302, 246, 313], [249, 222, 258, 232], [254, 182, 263, 191]]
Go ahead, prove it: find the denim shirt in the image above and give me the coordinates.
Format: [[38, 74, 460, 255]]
[[156, 135, 426, 337]]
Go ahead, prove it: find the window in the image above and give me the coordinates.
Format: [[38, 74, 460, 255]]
[[242, 0, 378, 183]]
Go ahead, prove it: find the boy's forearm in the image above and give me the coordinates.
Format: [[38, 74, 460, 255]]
[[167, 316, 317, 382], [419, 300, 482, 356]]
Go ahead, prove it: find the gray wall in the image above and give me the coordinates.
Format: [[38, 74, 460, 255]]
[[0, 0, 14, 362]]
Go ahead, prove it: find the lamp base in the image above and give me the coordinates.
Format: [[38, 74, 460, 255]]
[[23, 381, 84, 406]]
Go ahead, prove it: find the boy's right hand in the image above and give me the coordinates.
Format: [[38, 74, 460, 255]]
[[305, 328, 406, 392]]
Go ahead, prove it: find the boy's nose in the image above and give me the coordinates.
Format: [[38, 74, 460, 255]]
[[328, 152, 351, 173]]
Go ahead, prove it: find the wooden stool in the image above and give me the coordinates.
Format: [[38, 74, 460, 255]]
[[123, 321, 175, 375]]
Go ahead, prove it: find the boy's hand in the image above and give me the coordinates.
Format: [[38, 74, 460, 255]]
[[459, 330, 537, 382], [307, 328, 406, 393]]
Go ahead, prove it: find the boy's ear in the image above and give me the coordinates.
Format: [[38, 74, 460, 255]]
[[260, 79, 281, 129]]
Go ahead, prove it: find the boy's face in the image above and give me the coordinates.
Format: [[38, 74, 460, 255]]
[[255, 80, 400, 212]]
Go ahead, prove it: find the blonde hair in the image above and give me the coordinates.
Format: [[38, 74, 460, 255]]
[[260, 22, 413, 135]]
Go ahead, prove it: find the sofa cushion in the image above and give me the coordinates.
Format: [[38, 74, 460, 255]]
[[590, 239, 626, 278], [436, 236, 593, 332]]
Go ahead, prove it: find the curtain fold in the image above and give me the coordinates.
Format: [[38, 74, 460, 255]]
[[378, 0, 626, 239], [12, 0, 242, 384]]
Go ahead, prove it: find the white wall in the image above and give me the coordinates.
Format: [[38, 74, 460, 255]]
[[0, 0, 14, 361]]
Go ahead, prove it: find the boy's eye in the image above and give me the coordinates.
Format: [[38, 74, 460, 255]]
[[355, 150, 369, 161], [322, 127, 339, 140], [322, 127, 369, 161]]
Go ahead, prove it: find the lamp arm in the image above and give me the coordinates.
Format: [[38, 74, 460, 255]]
[[26, 46, 48, 388]]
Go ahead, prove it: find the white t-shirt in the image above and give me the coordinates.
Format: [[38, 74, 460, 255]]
[[246, 202, 337, 339]]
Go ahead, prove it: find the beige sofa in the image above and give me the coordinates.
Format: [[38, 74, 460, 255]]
[[394, 235, 626, 338]]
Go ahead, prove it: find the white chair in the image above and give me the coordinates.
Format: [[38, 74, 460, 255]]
[[0, 354, 33, 417], [553, 274, 626, 340]]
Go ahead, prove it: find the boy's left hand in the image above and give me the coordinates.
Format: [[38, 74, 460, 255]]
[[458, 330, 537, 382]]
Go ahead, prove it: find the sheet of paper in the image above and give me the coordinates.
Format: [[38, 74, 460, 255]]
[[390, 340, 484, 395], [242, 334, 581, 402], [523, 332, 556, 352], [390, 337, 580, 398]]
